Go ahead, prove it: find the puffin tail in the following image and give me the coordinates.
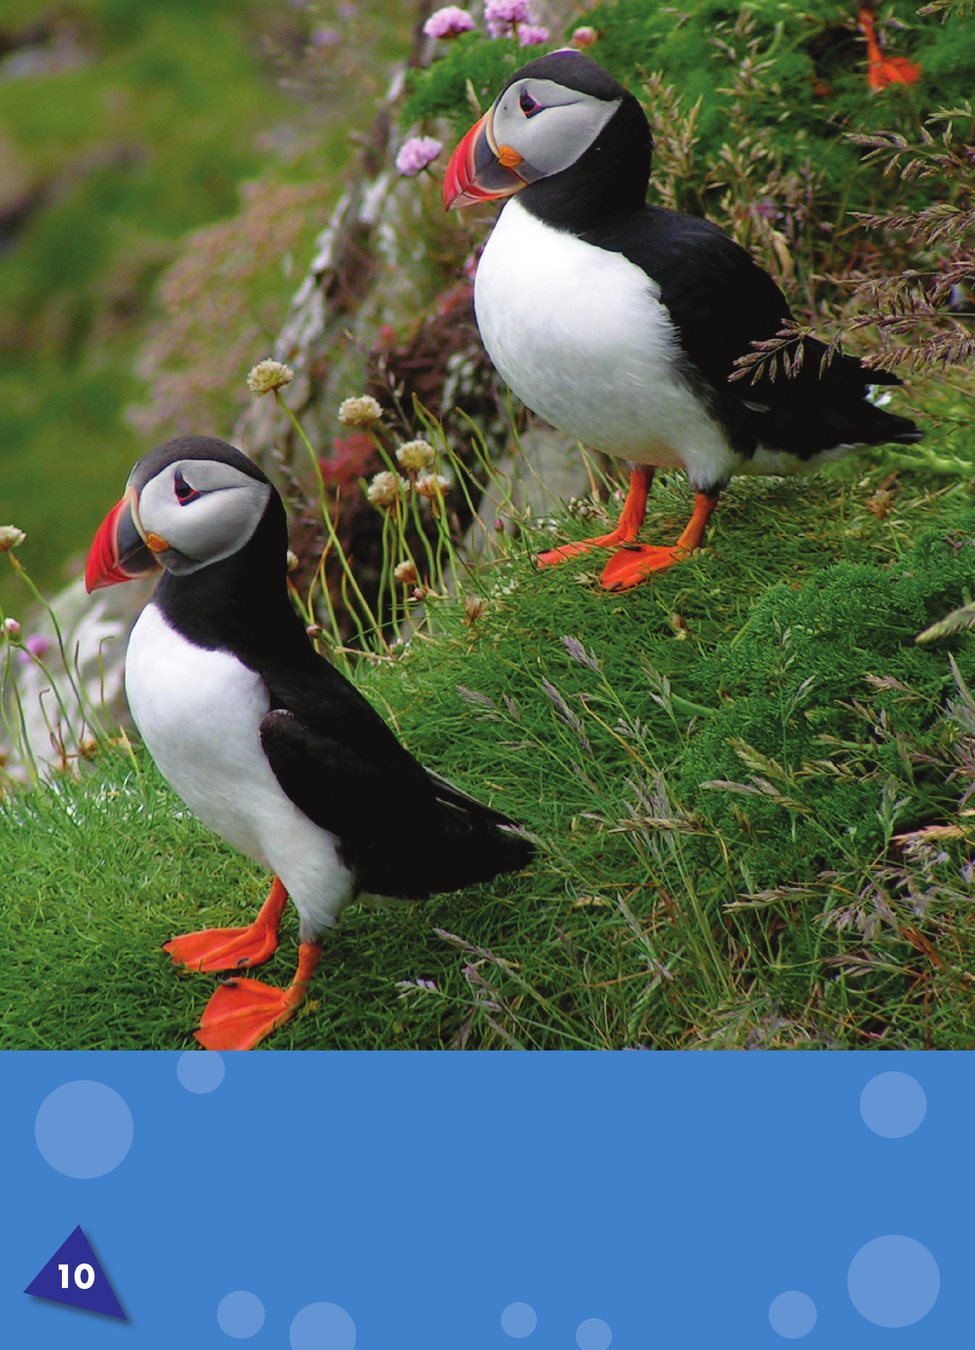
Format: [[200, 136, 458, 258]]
[[855, 401, 923, 447], [412, 768, 536, 892]]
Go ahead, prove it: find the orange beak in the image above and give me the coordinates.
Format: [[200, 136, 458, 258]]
[[443, 110, 529, 210], [85, 488, 161, 592]]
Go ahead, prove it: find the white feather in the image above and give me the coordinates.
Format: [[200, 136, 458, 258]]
[[125, 603, 354, 940], [474, 199, 742, 488]]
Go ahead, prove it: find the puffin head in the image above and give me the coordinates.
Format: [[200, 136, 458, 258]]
[[443, 50, 652, 220], [85, 436, 274, 593]]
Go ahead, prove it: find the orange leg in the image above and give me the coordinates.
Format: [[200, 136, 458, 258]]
[[163, 876, 288, 973], [599, 490, 720, 592], [537, 466, 653, 568], [194, 940, 322, 1051], [858, 7, 920, 90]]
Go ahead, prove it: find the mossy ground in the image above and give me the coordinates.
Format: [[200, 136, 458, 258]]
[[4, 399, 975, 1050]]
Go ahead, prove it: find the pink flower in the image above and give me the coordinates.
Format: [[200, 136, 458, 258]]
[[518, 23, 549, 46], [310, 26, 340, 47], [17, 634, 52, 665], [570, 26, 599, 49], [423, 6, 475, 39], [485, 0, 533, 39], [396, 135, 443, 176]]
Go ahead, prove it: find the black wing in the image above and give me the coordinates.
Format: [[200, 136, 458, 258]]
[[584, 206, 919, 460], [258, 659, 533, 899]]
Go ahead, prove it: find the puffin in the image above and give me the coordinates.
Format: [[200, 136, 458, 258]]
[[443, 50, 921, 591], [85, 435, 534, 1049]]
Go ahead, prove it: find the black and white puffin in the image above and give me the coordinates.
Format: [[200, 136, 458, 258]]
[[85, 435, 534, 1049], [444, 50, 921, 591]]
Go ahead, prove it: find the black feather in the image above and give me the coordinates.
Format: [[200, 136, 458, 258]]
[[579, 207, 921, 467]]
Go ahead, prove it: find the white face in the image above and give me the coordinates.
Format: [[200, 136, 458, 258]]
[[134, 458, 272, 574], [490, 77, 621, 180]]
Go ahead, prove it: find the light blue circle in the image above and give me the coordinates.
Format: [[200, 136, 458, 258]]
[[769, 1291, 817, 1339], [177, 1051, 226, 1094], [848, 1235, 940, 1327], [290, 1301, 356, 1350], [217, 1290, 266, 1339], [860, 1072, 926, 1138], [576, 1318, 612, 1350], [35, 1080, 133, 1178], [501, 1301, 537, 1337]]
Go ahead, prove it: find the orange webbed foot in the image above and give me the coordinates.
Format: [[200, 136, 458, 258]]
[[193, 941, 322, 1051], [164, 877, 287, 973], [164, 924, 279, 973], [537, 532, 627, 568], [598, 490, 719, 590], [537, 466, 654, 570], [599, 543, 690, 591]]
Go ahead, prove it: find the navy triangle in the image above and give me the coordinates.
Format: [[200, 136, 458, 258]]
[[25, 1225, 128, 1321]]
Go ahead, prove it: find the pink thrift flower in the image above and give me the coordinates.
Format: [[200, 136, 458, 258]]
[[17, 637, 51, 669], [396, 135, 443, 176], [570, 26, 599, 49], [485, 0, 533, 39], [518, 23, 549, 46], [423, 6, 475, 39]]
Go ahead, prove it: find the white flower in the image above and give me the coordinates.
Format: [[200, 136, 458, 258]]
[[337, 394, 383, 426], [394, 560, 419, 585], [395, 439, 436, 472], [366, 471, 406, 508], [415, 472, 451, 500], [0, 525, 26, 553], [246, 358, 294, 395]]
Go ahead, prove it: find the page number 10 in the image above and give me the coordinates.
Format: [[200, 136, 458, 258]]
[[58, 1263, 95, 1290]]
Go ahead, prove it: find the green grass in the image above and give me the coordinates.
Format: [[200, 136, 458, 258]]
[[4, 411, 975, 1049]]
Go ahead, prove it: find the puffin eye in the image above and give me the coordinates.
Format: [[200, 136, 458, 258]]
[[519, 89, 542, 118], [173, 470, 200, 505]]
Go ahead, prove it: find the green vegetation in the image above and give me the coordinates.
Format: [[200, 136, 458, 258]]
[[0, 0, 407, 610], [4, 423, 975, 1048], [406, 0, 973, 217], [2, 2, 973, 1050]]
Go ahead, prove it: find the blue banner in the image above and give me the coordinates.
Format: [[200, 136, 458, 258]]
[[3, 1051, 970, 1346]]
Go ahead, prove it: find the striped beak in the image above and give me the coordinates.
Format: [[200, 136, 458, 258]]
[[443, 109, 531, 210], [85, 487, 161, 592]]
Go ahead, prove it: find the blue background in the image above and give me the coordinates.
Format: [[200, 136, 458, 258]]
[[2, 1052, 970, 1346]]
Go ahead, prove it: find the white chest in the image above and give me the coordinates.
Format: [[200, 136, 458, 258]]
[[474, 200, 735, 482], [125, 605, 272, 859], [124, 604, 353, 936]]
